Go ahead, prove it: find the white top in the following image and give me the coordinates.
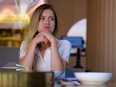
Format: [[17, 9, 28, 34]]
[[19, 39, 72, 73]]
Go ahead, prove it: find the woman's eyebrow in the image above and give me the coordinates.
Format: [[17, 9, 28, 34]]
[[49, 16, 54, 18], [41, 14, 54, 17]]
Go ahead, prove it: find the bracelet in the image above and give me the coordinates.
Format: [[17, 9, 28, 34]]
[[15, 64, 31, 72], [25, 66, 30, 72]]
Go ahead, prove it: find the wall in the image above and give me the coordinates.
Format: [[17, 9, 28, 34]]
[[87, 0, 116, 86], [48, 0, 87, 39]]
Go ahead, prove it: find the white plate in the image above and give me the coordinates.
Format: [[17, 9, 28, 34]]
[[78, 84, 108, 87], [74, 72, 112, 85]]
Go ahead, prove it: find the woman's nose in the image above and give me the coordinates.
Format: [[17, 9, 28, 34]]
[[45, 19, 50, 25]]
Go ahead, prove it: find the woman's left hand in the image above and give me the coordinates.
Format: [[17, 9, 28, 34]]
[[39, 30, 56, 43]]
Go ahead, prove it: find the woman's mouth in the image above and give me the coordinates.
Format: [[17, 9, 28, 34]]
[[44, 26, 50, 30]]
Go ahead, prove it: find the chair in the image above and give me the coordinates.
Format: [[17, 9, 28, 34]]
[[61, 36, 84, 68]]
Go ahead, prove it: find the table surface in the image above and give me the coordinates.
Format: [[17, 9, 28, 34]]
[[0, 69, 115, 87]]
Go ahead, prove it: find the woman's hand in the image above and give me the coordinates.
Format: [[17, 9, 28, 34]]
[[38, 30, 56, 43], [32, 33, 49, 46]]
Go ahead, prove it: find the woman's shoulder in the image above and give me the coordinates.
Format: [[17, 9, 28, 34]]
[[20, 39, 27, 47], [58, 39, 72, 46], [21, 40, 26, 45]]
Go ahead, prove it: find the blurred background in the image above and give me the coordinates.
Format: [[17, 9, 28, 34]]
[[1, 0, 116, 85], [0, 0, 87, 68], [0, 0, 47, 47], [0, 0, 87, 48]]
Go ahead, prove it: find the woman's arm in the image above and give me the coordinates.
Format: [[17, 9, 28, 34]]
[[51, 40, 72, 72], [39, 30, 68, 72], [19, 34, 48, 69], [19, 39, 37, 69], [51, 39, 65, 71]]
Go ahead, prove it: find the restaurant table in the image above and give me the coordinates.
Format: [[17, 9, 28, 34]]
[[0, 69, 114, 87]]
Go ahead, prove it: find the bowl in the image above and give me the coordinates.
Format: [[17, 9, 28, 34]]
[[74, 72, 112, 85]]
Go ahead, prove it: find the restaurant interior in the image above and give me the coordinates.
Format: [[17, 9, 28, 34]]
[[0, 0, 116, 87]]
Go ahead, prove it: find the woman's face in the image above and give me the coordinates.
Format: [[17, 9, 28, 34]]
[[38, 9, 55, 33]]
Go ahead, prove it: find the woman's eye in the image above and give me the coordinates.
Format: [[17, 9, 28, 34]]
[[39, 17, 45, 21], [49, 17, 55, 21], [39, 17, 55, 22]]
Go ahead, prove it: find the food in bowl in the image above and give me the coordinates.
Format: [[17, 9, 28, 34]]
[[74, 72, 112, 85]]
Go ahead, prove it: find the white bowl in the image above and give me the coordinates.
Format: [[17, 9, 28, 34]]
[[74, 72, 112, 85]]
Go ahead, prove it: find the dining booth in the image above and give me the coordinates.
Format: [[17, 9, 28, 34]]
[[0, 47, 19, 68]]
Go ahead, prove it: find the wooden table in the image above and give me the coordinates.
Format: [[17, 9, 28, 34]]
[[0, 70, 114, 87]]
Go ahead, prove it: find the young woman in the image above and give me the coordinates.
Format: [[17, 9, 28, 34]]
[[19, 4, 72, 78]]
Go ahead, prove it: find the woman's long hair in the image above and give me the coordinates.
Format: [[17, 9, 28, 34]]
[[24, 4, 58, 51], [23, 4, 58, 71]]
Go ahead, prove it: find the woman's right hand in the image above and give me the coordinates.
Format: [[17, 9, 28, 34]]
[[32, 34, 49, 46]]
